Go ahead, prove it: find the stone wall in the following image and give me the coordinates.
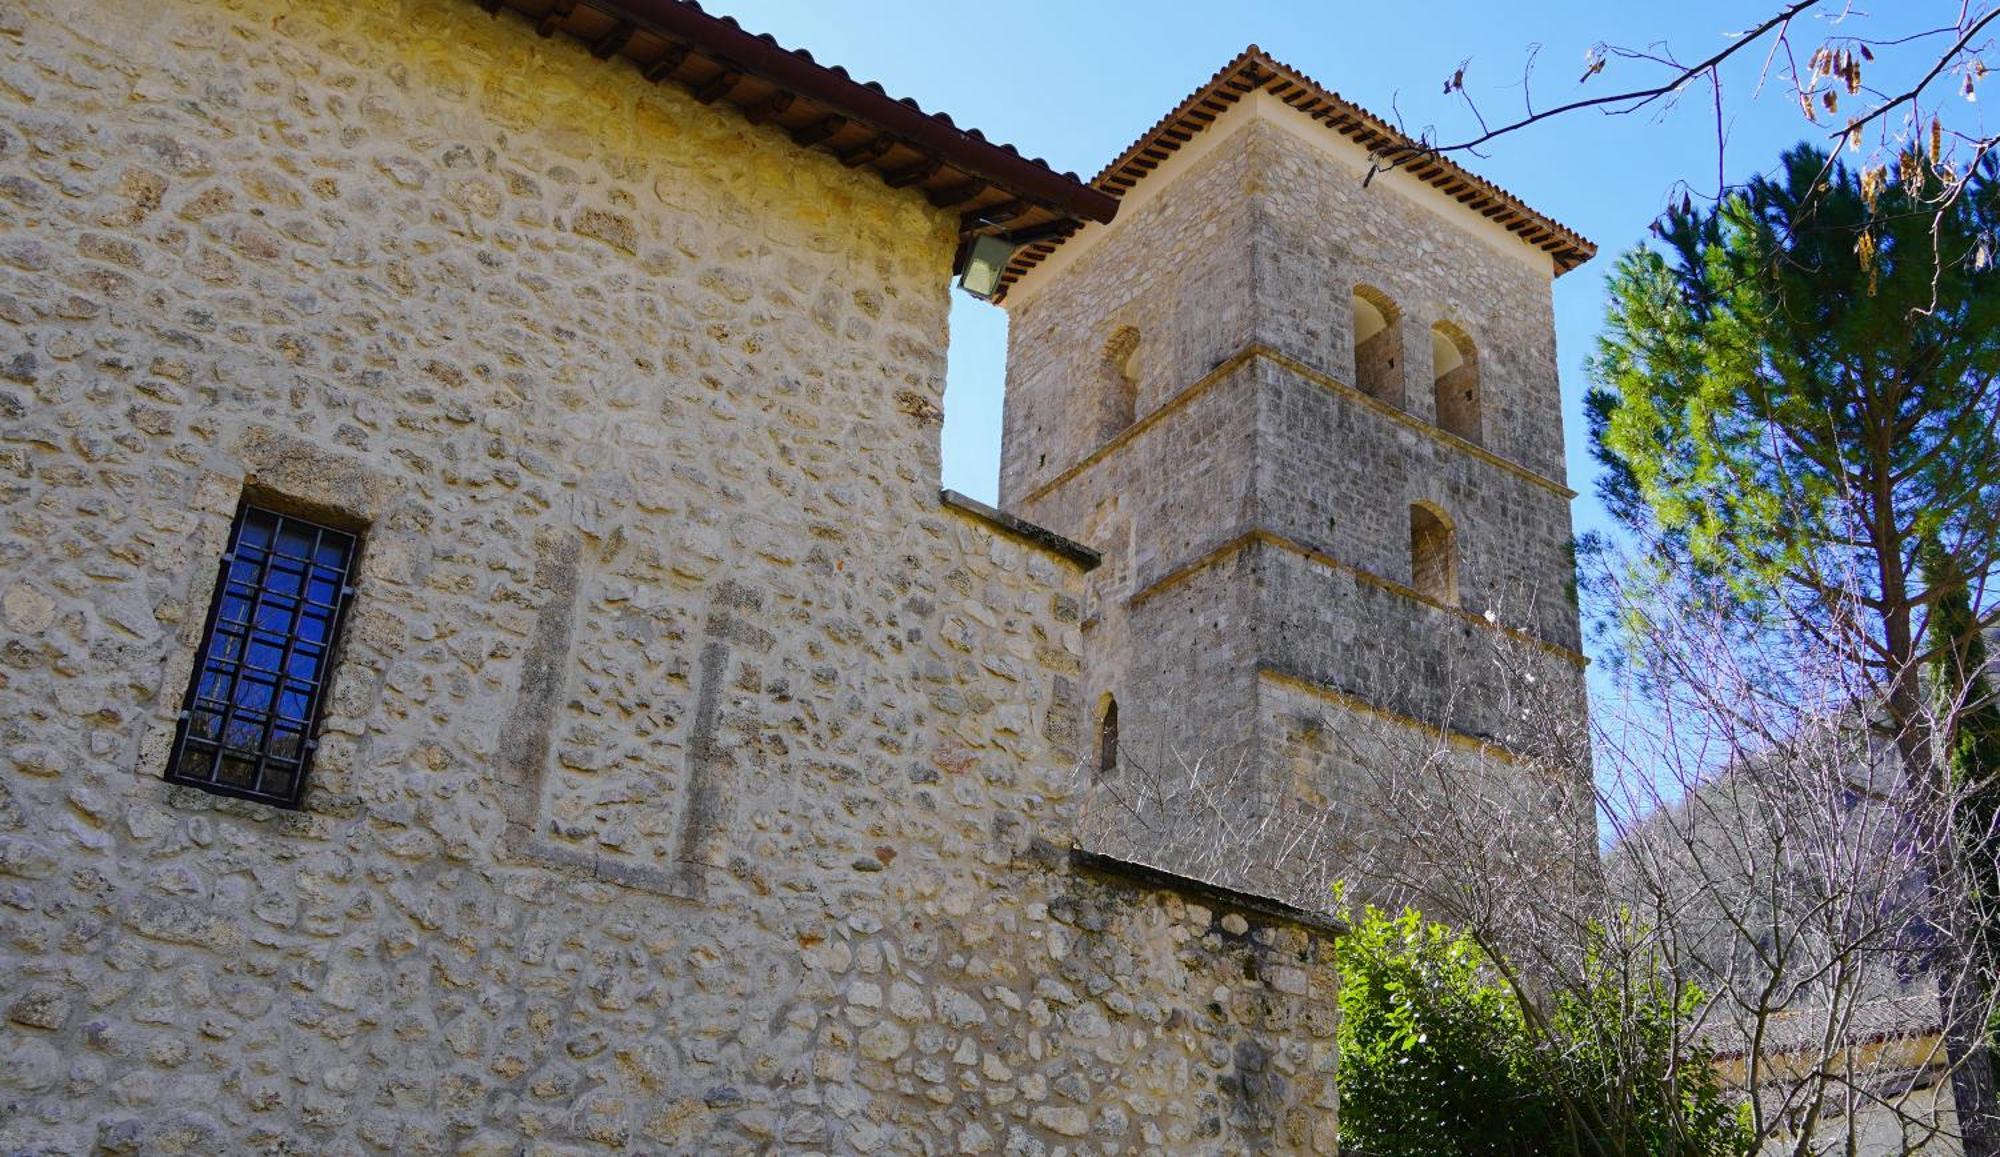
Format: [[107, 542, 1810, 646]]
[[0, 1, 1342, 1152]]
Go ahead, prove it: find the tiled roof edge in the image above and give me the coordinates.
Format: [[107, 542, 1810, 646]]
[[998, 45, 1596, 298]]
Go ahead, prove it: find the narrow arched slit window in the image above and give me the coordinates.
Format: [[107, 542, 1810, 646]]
[[1431, 322, 1480, 443], [1097, 694, 1120, 775], [1410, 503, 1459, 607], [1099, 327, 1140, 443], [1351, 287, 1403, 406]]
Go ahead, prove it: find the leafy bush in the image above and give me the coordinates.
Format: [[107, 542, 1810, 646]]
[[1335, 904, 1750, 1157]]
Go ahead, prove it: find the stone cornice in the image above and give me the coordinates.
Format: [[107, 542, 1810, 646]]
[[941, 489, 1101, 571]]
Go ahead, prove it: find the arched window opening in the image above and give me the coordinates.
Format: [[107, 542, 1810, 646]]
[[1410, 503, 1460, 607], [1431, 322, 1480, 443], [1097, 694, 1120, 775], [1099, 327, 1140, 443], [1351, 287, 1404, 406]]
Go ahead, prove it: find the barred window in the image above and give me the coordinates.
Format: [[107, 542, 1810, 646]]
[[168, 505, 359, 808]]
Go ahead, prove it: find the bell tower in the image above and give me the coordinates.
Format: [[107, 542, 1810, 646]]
[[996, 48, 1596, 905]]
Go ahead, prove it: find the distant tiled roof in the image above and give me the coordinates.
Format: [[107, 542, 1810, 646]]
[[999, 45, 1596, 298], [475, 0, 1118, 239], [1707, 994, 1943, 1063]]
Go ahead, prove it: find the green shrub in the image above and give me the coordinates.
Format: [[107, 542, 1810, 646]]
[[1335, 904, 1750, 1157]]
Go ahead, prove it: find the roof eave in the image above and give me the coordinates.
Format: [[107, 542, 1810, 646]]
[[997, 46, 1594, 299], [477, 0, 1118, 238]]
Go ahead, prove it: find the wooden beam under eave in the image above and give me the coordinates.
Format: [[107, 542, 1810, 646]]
[[742, 91, 794, 126], [642, 43, 690, 83], [692, 69, 742, 105], [837, 134, 895, 168], [884, 156, 941, 189], [962, 200, 1026, 229], [928, 179, 987, 209], [790, 114, 847, 148], [591, 20, 635, 59], [536, 0, 576, 37]]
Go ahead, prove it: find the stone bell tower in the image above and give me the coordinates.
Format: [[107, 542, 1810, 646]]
[[995, 47, 1596, 905]]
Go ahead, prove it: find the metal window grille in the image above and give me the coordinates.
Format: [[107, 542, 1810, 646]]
[[166, 505, 359, 808]]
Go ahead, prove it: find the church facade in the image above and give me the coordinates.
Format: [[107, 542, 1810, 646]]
[[0, 1, 1586, 1153]]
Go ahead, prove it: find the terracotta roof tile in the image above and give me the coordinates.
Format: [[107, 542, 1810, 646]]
[[999, 45, 1596, 298]]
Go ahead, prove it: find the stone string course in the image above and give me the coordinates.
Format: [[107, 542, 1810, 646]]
[[0, 1, 1341, 1153]]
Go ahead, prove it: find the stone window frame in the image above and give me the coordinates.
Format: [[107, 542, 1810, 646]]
[[137, 428, 403, 827]]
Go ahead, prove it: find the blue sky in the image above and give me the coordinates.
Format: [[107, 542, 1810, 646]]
[[701, 0, 1901, 671]]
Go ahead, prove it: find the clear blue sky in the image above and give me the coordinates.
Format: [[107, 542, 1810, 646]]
[[703, 0, 1861, 666]]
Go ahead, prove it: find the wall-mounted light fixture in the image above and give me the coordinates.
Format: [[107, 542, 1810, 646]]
[[955, 234, 1018, 300]]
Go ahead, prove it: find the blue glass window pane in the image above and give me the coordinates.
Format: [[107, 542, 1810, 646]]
[[265, 558, 306, 598], [223, 712, 264, 748], [307, 573, 341, 606], [237, 511, 276, 550], [217, 754, 257, 789], [219, 591, 253, 626], [285, 648, 322, 683], [254, 599, 297, 634], [259, 764, 296, 800], [269, 728, 305, 763], [195, 666, 235, 708], [233, 674, 275, 715], [189, 710, 223, 742], [245, 637, 285, 672], [172, 746, 214, 782], [275, 522, 315, 560], [208, 630, 244, 663], [297, 607, 332, 645], [279, 687, 313, 723]]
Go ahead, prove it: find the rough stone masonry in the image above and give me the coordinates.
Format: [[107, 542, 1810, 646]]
[[0, 1, 1353, 1153]]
